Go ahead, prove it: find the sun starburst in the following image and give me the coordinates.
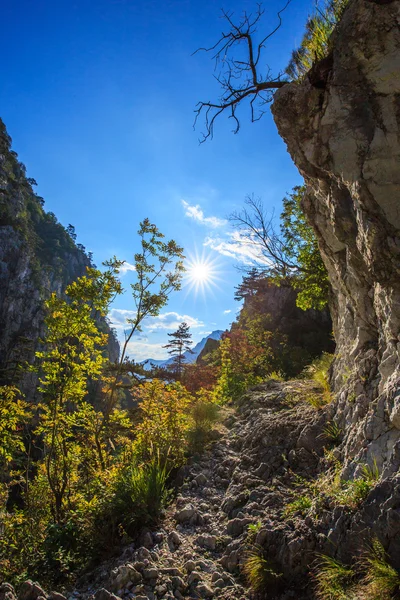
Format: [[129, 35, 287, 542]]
[[183, 251, 221, 298]]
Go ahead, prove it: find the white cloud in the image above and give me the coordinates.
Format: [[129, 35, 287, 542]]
[[126, 340, 168, 362], [108, 309, 204, 334], [119, 262, 136, 276], [181, 200, 227, 228], [223, 309, 232, 314], [108, 308, 136, 331], [145, 311, 204, 332], [204, 230, 271, 266]]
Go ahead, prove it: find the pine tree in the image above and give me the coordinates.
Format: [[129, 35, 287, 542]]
[[163, 322, 193, 380]]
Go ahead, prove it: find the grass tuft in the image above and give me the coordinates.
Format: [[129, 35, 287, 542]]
[[305, 392, 331, 409], [247, 521, 263, 535], [303, 352, 334, 407], [321, 421, 342, 445], [314, 555, 355, 600], [286, 0, 350, 81], [265, 370, 285, 382], [283, 495, 313, 519], [243, 547, 283, 593], [361, 538, 400, 599], [115, 453, 171, 531]]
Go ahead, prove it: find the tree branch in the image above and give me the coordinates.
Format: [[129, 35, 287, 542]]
[[193, 2, 291, 142]]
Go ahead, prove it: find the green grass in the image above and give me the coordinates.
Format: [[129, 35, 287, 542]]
[[305, 391, 332, 409], [314, 540, 400, 600], [302, 352, 334, 407], [334, 478, 373, 509], [286, 0, 350, 81], [361, 460, 380, 485], [191, 398, 220, 424], [115, 455, 171, 531], [247, 521, 263, 535], [243, 548, 283, 593], [283, 495, 313, 519], [321, 421, 342, 445], [362, 538, 400, 599], [265, 371, 285, 382], [318, 457, 378, 509], [188, 399, 220, 453], [314, 555, 355, 600], [294, 457, 379, 516]]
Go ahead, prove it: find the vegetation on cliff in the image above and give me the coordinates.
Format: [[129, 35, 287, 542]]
[[0, 118, 92, 281], [0, 117, 335, 588], [2, 0, 399, 596]]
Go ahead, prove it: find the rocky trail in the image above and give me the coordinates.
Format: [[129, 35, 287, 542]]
[[2, 380, 332, 600]]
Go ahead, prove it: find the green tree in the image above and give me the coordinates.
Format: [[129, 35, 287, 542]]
[[35, 260, 122, 521], [280, 186, 330, 310], [100, 219, 185, 447], [0, 386, 30, 476], [163, 322, 193, 380]]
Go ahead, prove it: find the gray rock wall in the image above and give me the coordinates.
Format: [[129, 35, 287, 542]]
[[272, 0, 400, 476]]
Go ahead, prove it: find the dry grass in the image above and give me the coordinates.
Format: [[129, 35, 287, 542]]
[[361, 538, 400, 599], [243, 547, 283, 593]]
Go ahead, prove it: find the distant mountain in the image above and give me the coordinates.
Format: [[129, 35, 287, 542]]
[[141, 330, 223, 370], [196, 337, 221, 364]]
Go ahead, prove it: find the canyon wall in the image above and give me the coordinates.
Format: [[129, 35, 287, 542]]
[[0, 119, 118, 397], [272, 0, 400, 478]]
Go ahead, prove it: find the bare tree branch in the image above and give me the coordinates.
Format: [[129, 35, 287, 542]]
[[193, 2, 291, 142], [230, 195, 311, 278]]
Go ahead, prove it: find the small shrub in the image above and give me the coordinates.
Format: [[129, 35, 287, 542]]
[[362, 538, 400, 599], [283, 495, 312, 519], [265, 371, 285, 382], [188, 392, 220, 453], [243, 547, 283, 593], [133, 380, 191, 467], [115, 454, 171, 533], [314, 555, 355, 600], [191, 394, 220, 425]]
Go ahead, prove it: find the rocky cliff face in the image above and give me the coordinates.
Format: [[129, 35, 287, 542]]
[[272, 0, 400, 478], [239, 281, 334, 375], [0, 119, 119, 396]]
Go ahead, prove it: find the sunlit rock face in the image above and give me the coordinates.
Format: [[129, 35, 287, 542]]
[[272, 0, 400, 476]]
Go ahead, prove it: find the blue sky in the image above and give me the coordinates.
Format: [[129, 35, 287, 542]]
[[2, 0, 313, 361]]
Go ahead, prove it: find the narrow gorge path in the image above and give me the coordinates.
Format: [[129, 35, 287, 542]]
[[73, 380, 325, 600], [79, 407, 252, 600], [4, 381, 327, 600]]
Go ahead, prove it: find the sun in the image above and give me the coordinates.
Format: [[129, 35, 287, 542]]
[[183, 252, 221, 297], [188, 261, 211, 283]]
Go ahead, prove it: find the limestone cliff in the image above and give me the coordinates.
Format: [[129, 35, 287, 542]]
[[272, 0, 400, 475], [0, 119, 119, 396]]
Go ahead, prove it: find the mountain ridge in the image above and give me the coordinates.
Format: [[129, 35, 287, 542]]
[[141, 329, 223, 370]]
